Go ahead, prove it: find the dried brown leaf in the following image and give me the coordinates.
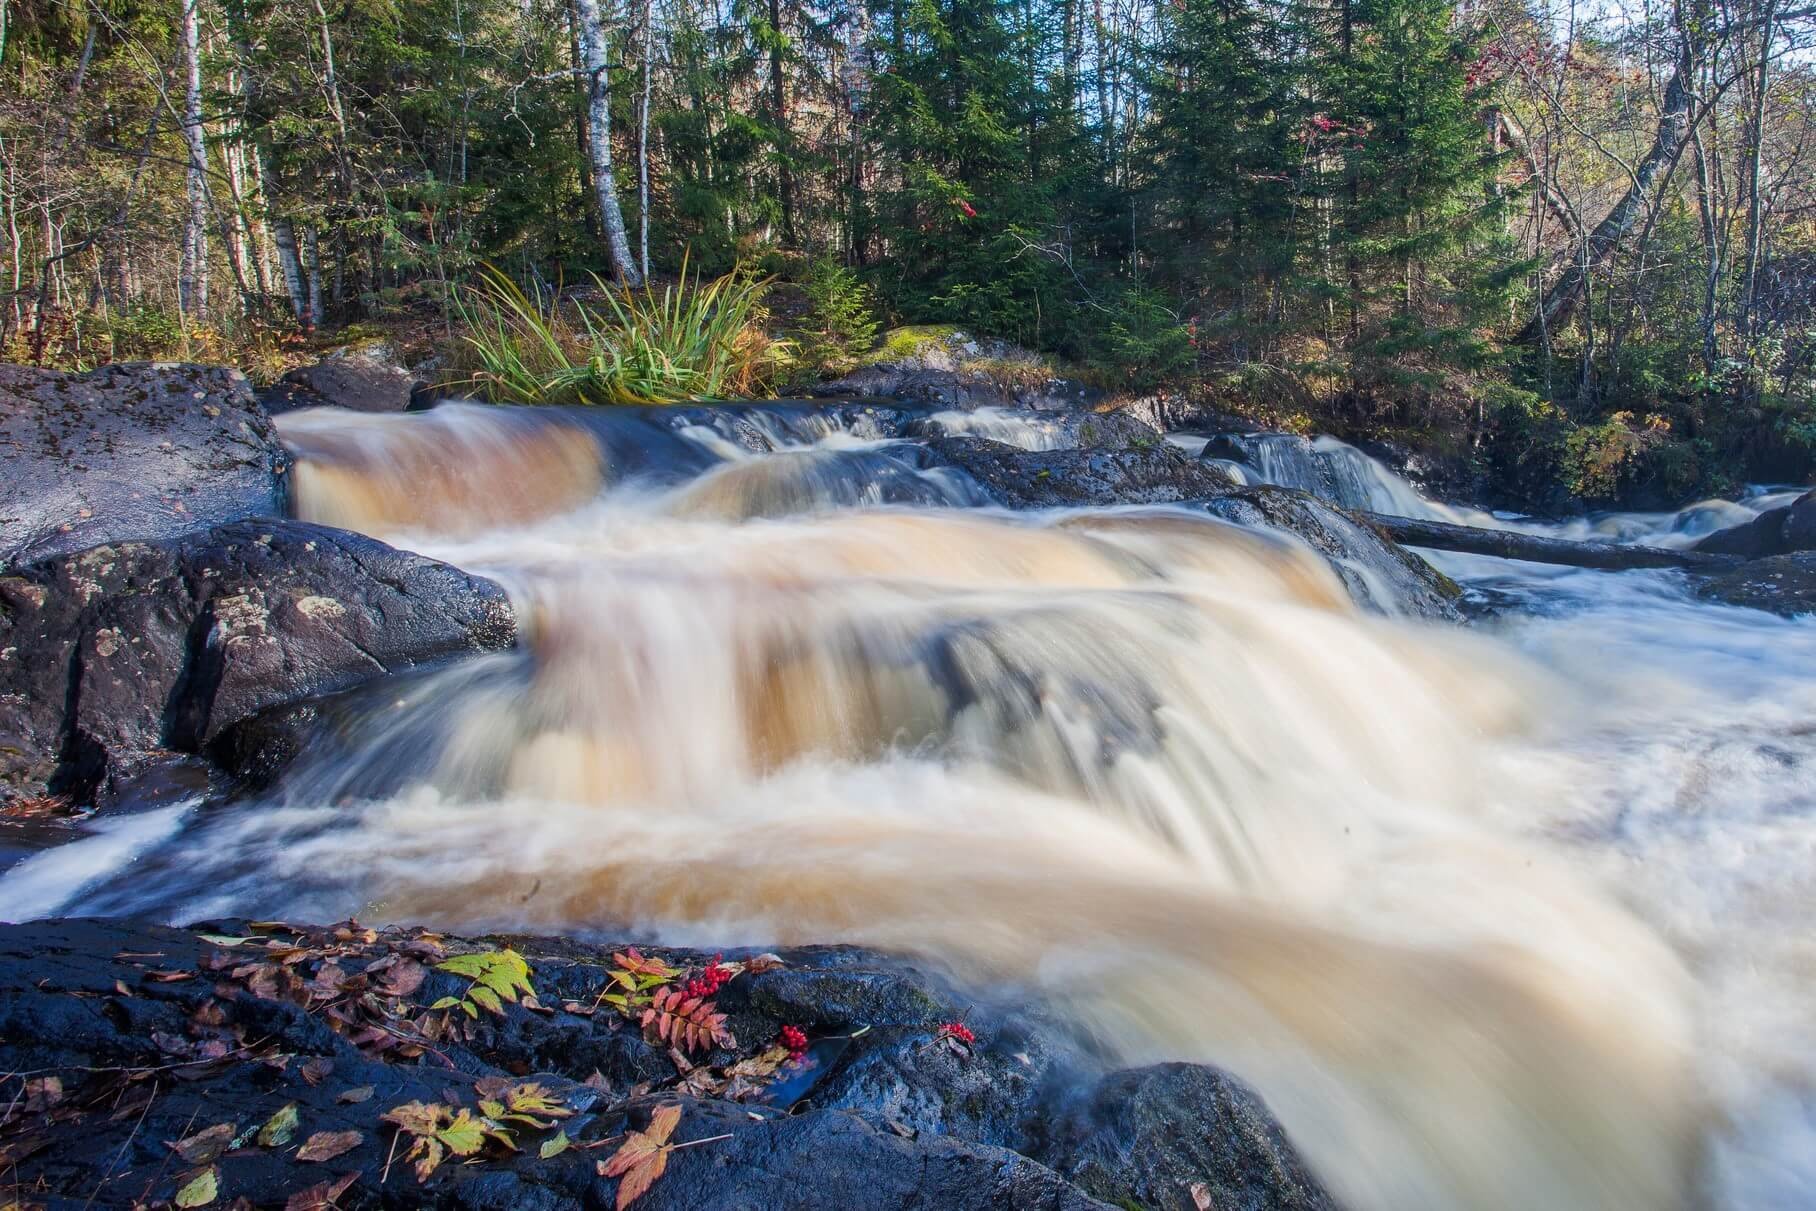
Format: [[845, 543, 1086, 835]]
[[283, 1172, 358, 1211], [337, 1085, 375, 1105], [295, 1130, 363, 1163], [299, 1057, 334, 1086], [168, 1123, 236, 1165]]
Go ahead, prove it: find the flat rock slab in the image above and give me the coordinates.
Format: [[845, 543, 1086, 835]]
[[0, 918, 1327, 1211], [927, 436, 1242, 508], [1692, 551, 1816, 616], [0, 519, 515, 807], [0, 362, 291, 570]]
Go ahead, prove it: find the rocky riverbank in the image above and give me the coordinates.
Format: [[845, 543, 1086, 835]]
[[0, 917, 1331, 1211]]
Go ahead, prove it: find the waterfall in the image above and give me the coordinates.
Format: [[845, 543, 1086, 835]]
[[13, 404, 1720, 1211]]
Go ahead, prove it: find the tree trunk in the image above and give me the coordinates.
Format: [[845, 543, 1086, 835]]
[[573, 0, 643, 286], [273, 218, 310, 325], [1361, 512, 1741, 571], [1517, 53, 1699, 343], [638, 0, 654, 280], [767, 0, 795, 245], [179, 0, 211, 320], [1740, 1, 1776, 346]]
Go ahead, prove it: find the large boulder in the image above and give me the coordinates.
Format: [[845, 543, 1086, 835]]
[[269, 339, 419, 414], [1200, 487, 1462, 621], [1692, 490, 1816, 558], [0, 918, 1325, 1211], [1692, 551, 1816, 616], [926, 436, 1242, 508], [0, 362, 291, 571], [0, 520, 514, 807]]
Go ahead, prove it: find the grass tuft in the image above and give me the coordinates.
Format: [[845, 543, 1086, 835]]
[[450, 258, 794, 405]]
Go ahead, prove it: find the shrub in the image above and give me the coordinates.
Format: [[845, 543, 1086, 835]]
[[1089, 283, 1194, 390], [798, 256, 880, 373]]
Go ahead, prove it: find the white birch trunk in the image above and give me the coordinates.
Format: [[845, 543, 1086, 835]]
[[574, 0, 643, 286], [179, 0, 211, 319]]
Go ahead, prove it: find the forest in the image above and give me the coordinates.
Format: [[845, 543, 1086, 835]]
[[4, 0, 1816, 507]]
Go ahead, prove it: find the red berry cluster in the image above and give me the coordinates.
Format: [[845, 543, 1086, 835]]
[[939, 1021, 976, 1046], [779, 1025, 809, 1057], [682, 955, 731, 1000]]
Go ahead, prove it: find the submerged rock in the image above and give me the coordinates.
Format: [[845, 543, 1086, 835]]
[[1199, 488, 1462, 620], [1692, 550, 1816, 616], [0, 917, 1328, 1211], [0, 362, 291, 570], [0, 520, 514, 807], [927, 436, 1242, 508]]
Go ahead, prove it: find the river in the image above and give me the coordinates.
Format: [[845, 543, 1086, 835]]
[[4, 403, 1811, 1210]]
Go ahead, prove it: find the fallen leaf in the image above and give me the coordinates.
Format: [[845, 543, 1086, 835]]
[[598, 1104, 683, 1211], [257, 1102, 300, 1148], [174, 1165, 219, 1208], [300, 1057, 334, 1086], [539, 1130, 571, 1159], [296, 1130, 363, 1163], [168, 1123, 237, 1165], [22, 1076, 62, 1111], [198, 935, 257, 947], [742, 953, 786, 974], [0, 1133, 51, 1166], [146, 969, 196, 983], [337, 1085, 375, 1105], [1190, 1181, 1217, 1210], [283, 1172, 359, 1211]]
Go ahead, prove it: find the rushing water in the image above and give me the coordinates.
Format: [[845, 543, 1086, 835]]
[[5, 403, 1813, 1211]]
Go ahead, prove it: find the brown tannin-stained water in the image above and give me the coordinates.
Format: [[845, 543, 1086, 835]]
[[12, 403, 1816, 1211]]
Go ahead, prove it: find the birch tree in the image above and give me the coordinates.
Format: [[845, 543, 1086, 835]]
[[574, 0, 642, 285]]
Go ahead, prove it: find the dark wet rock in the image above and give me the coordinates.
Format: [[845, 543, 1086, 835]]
[[0, 918, 1328, 1211], [0, 520, 514, 806], [927, 437, 1242, 508], [275, 340, 418, 413], [0, 362, 291, 571], [1693, 491, 1816, 558], [1030, 1063, 1337, 1211], [1200, 487, 1462, 621], [1692, 551, 1816, 616]]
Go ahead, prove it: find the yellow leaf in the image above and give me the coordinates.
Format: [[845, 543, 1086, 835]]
[[174, 1165, 219, 1208], [257, 1102, 301, 1148], [436, 1109, 489, 1157], [539, 1129, 571, 1159]]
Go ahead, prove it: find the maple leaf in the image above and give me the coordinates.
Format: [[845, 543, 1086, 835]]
[[639, 988, 735, 1055], [598, 1104, 682, 1211], [296, 1130, 363, 1163], [382, 1101, 516, 1183]]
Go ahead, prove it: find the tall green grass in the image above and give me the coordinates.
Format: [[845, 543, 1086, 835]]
[[450, 260, 794, 404]]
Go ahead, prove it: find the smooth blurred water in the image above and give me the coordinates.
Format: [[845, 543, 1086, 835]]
[[7, 406, 1811, 1210]]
